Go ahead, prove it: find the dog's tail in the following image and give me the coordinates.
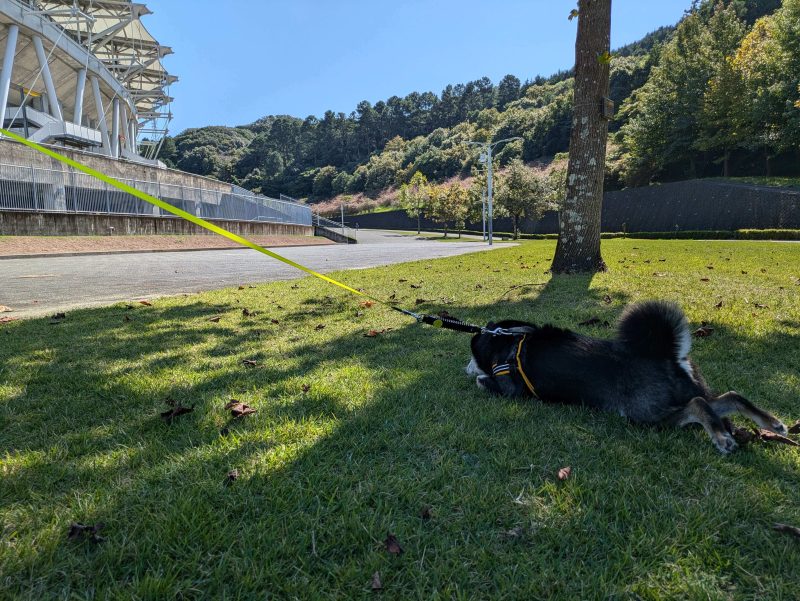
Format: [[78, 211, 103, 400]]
[[617, 300, 691, 362]]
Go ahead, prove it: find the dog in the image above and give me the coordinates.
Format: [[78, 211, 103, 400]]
[[466, 300, 788, 454]]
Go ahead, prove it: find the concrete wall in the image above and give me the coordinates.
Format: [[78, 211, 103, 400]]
[[0, 210, 312, 237], [345, 180, 800, 234]]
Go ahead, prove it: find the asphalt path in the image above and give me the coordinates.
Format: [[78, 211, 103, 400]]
[[1, 230, 505, 317]]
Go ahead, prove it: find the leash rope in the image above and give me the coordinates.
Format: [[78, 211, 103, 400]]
[[0, 128, 520, 336]]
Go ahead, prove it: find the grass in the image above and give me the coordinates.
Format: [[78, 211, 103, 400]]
[[1, 239, 800, 599], [721, 176, 800, 189]]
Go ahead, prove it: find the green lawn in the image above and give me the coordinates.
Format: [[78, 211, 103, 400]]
[[722, 176, 800, 189], [1, 239, 799, 599]]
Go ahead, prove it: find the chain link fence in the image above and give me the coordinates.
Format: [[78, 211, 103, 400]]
[[0, 162, 312, 226]]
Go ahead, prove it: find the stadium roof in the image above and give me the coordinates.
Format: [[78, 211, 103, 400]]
[[37, 0, 175, 148]]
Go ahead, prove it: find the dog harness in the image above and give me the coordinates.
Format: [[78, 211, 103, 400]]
[[491, 334, 538, 398]]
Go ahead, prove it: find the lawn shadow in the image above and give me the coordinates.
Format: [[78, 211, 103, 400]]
[[2, 274, 800, 597]]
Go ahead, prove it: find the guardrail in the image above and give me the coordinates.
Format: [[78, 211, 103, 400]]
[[313, 213, 357, 240], [0, 162, 312, 226]]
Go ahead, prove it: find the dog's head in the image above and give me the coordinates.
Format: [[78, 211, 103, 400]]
[[465, 320, 534, 377]]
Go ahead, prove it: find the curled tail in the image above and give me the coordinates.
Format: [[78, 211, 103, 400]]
[[617, 300, 691, 363]]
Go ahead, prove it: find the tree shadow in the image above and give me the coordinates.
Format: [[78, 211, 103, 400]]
[[2, 274, 799, 597]]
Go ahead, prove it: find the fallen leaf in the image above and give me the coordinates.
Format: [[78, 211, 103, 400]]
[[67, 522, 104, 543], [706, 265, 714, 270], [238, 285, 245, 290], [225, 399, 257, 418], [384, 533, 403, 555], [359, 301, 374, 308], [249, 285, 257, 289], [757, 429, 800, 446], [242, 359, 258, 367], [731, 426, 757, 446], [653, 272, 667, 277], [242, 308, 256, 317], [160, 400, 195, 423], [658, 258, 666, 262], [773, 523, 800, 539], [398, 279, 408, 283], [225, 469, 239, 486], [315, 324, 326, 331], [700, 277, 710, 282], [371, 572, 383, 591], [291, 284, 300, 289], [410, 284, 422, 289], [389, 293, 396, 300], [420, 505, 433, 521], [741, 271, 748, 275], [0, 316, 18, 324], [270, 318, 280, 325], [787, 421, 800, 434], [415, 299, 429, 306], [557, 466, 572, 481], [301, 384, 311, 393], [602, 294, 612, 304], [714, 301, 723, 309], [139, 300, 152, 306], [208, 315, 222, 323], [753, 303, 768, 309], [0, 305, 13, 312], [475, 284, 483, 290], [693, 325, 714, 337]]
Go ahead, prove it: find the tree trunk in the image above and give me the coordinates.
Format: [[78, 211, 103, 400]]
[[723, 150, 730, 177], [765, 151, 771, 177], [513, 215, 520, 240], [417, 210, 421, 235], [551, 0, 611, 274]]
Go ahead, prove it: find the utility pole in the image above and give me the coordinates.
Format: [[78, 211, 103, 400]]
[[481, 188, 486, 241], [468, 137, 522, 246]]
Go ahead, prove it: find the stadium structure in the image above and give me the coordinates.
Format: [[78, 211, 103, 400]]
[[0, 1, 328, 238], [0, 0, 174, 164]]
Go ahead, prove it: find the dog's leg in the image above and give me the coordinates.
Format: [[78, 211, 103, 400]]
[[709, 391, 788, 435], [675, 396, 738, 454], [476, 374, 526, 397]]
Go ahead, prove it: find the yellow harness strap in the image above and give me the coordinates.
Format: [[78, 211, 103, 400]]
[[515, 335, 538, 397]]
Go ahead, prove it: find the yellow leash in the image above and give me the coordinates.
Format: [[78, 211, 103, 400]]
[[0, 128, 376, 302]]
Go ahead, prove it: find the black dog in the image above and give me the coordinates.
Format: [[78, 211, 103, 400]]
[[466, 300, 788, 454]]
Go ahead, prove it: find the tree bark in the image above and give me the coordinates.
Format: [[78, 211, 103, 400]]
[[551, 0, 611, 274]]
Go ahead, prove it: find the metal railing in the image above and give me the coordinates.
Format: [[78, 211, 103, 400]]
[[0, 162, 313, 226], [313, 213, 357, 240]]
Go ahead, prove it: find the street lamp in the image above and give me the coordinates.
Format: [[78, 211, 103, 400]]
[[467, 137, 522, 246]]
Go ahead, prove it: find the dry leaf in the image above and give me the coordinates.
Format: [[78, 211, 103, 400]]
[[693, 325, 714, 337], [242, 308, 257, 317], [731, 426, 757, 446], [706, 265, 714, 270], [301, 384, 311, 393], [242, 359, 258, 367], [270, 319, 280, 324], [700, 277, 710, 282], [415, 298, 429, 306], [160, 400, 195, 423], [238, 285, 245, 290], [315, 324, 326, 331], [139, 300, 152, 306], [757, 429, 800, 447], [787, 421, 800, 435], [602, 294, 612, 304], [0, 305, 12, 313], [225, 469, 239, 486], [371, 572, 383, 591], [653, 272, 667, 277], [67, 522, 105, 543], [398, 279, 408, 283], [0, 316, 18, 324], [475, 283, 483, 290], [753, 303, 768, 309], [773, 523, 800, 539], [208, 315, 222, 323], [557, 466, 572, 481], [225, 400, 257, 418], [359, 301, 374, 308], [410, 284, 422, 289], [714, 301, 723, 309], [291, 284, 300, 289], [384, 533, 403, 555]]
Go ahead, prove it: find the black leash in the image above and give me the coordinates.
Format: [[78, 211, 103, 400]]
[[391, 306, 534, 337]]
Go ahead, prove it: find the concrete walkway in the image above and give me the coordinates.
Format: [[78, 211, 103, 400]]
[[0, 230, 504, 318]]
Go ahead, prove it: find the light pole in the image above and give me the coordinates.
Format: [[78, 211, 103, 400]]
[[468, 137, 522, 246]]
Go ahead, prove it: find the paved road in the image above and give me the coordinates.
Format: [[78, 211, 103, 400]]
[[1, 230, 502, 317]]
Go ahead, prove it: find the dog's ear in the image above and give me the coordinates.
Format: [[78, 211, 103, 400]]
[[485, 321, 496, 330]]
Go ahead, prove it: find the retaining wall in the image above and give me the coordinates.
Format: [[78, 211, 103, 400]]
[[0, 210, 312, 237]]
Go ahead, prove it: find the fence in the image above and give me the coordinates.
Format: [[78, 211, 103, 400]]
[[313, 213, 358, 240], [0, 162, 312, 226]]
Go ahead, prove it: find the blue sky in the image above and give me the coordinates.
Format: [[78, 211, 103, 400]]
[[145, 1, 691, 135]]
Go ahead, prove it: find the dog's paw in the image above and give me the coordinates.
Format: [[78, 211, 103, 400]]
[[476, 375, 488, 390], [713, 433, 739, 455], [768, 420, 789, 436]]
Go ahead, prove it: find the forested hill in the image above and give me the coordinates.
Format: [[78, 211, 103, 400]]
[[160, 0, 797, 205]]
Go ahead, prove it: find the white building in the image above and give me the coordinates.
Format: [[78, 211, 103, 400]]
[[0, 0, 175, 165]]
